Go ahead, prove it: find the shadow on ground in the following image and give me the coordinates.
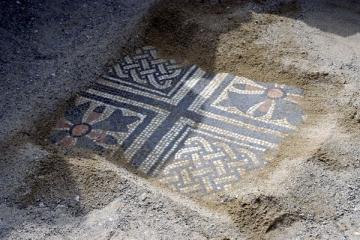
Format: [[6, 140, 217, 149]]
[[0, 0, 358, 239], [297, 0, 360, 37]]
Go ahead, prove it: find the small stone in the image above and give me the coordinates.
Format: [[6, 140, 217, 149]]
[[75, 195, 80, 202], [140, 193, 147, 201]]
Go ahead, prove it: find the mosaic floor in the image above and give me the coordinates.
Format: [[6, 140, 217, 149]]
[[50, 46, 304, 195]]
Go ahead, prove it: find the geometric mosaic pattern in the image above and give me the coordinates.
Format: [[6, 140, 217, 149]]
[[50, 46, 304, 195]]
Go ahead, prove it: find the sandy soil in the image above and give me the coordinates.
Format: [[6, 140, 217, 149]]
[[1, 0, 360, 239]]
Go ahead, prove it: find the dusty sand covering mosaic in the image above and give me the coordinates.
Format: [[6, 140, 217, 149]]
[[50, 46, 304, 195]]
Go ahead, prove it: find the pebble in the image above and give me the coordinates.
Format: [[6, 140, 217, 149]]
[[140, 193, 147, 201]]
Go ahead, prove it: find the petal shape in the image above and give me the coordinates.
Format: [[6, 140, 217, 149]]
[[226, 91, 266, 114], [102, 135, 118, 145], [58, 136, 77, 147], [86, 105, 107, 124], [258, 99, 273, 113], [86, 111, 102, 124], [88, 131, 107, 143], [64, 102, 90, 125], [249, 100, 274, 117], [55, 118, 71, 130], [92, 109, 140, 132], [272, 99, 304, 125], [50, 130, 70, 144], [88, 130, 117, 145], [75, 136, 104, 152]]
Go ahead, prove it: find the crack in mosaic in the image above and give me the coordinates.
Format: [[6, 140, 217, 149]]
[[50, 46, 304, 195]]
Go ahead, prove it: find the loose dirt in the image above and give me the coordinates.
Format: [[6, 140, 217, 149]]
[[1, 0, 360, 239], [137, 1, 350, 238]]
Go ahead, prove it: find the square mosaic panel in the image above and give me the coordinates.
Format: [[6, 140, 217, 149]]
[[50, 46, 304, 195]]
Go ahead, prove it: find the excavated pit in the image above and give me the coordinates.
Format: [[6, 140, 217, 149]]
[[3, 0, 360, 239], [134, 1, 345, 237], [41, 0, 342, 236]]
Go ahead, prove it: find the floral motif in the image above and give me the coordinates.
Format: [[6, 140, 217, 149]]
[[50, 101, 140, 151], [48, 46, 306, 197], [219, 80, 303, 125]]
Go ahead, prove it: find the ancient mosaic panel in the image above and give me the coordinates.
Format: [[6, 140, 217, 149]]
[[50, 46, 304, 195]]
